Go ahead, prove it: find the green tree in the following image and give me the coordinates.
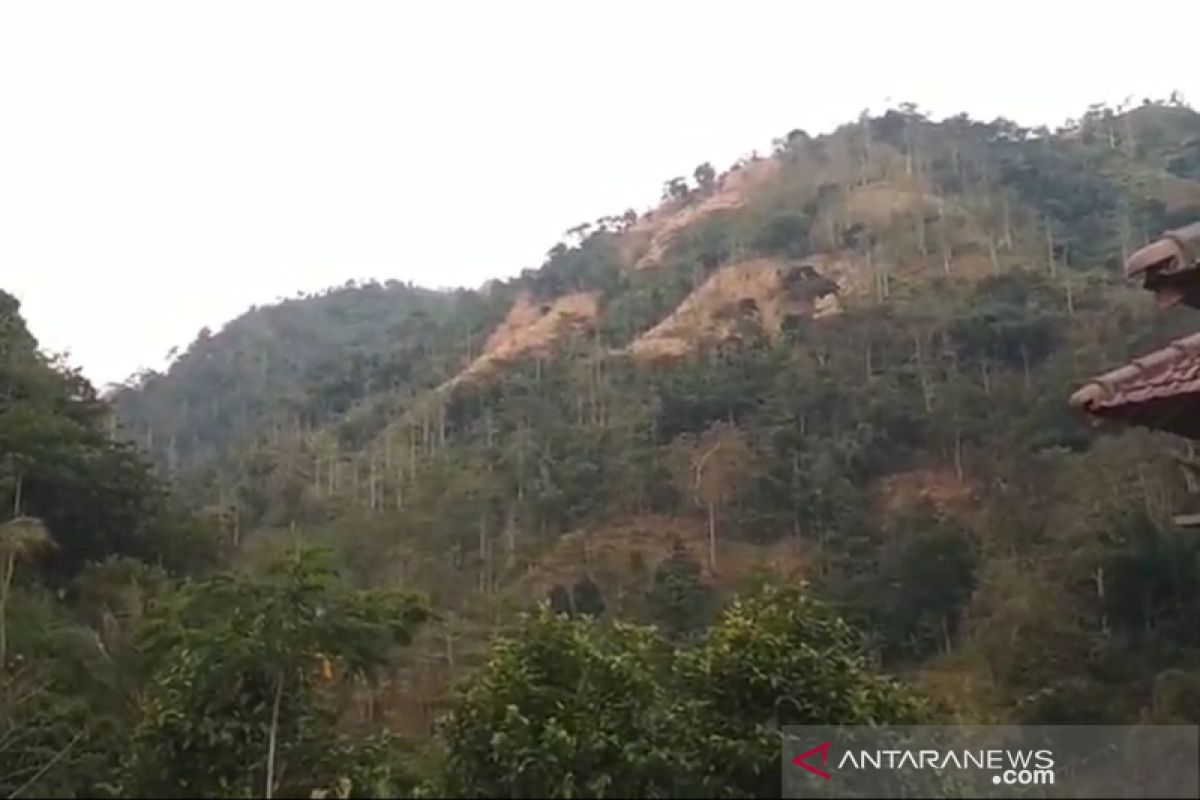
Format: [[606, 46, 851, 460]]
[[675, 586, 928, 796], [854, 511, 978, 661], [644, 541, 714, 638], [439, 585, 926, 798], [121, 549, 427, 798], [572, 576, 606, 617], [662, 176, 690, 202], [0, 516, 55, 670]]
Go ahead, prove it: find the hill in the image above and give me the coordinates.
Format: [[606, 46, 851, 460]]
[[101, 99, 1200, 732]]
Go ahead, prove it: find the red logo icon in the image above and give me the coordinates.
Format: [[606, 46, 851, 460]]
[[792, 741, 833, 780]]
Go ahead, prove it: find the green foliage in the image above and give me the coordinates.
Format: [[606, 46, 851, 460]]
[[572, 576, 606, 617], [844, 510, 978, 662], [644, 542, 714, 638], [531, 236, 624, 298], [0, 290, 207, 578], [440, 610, 676, 798], [112, 281, 513, 516], [751, 211, 811, 257], [947, 273, 1062, 368], [674, 587, 927, 796], [120, 549, 427, 797], [546, 577, 608, 618], [440, 586, 926, 798]]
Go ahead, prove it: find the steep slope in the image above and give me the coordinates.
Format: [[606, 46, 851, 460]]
[[113, 102, 1200, 550], [623, 258, 838, 361], [623, 158, 781, 270], [107, 98, 1200, 730], [441, 290, 600, 389], [114, 99, 1200, 588]]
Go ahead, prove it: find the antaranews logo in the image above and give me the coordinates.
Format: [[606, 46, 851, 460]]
[[791, 740, 1054, 786], [783, 725, 1200, 799], [791, 741, 832, 780]]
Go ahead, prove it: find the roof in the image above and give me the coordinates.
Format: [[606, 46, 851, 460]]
[[1126, 221, 1200, 309], [1070, 330, 1200, 438], [1125, 221, 1200, 279], [1069, 220, 1200, 438]]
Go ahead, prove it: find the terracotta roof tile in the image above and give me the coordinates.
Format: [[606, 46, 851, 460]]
[[1125, 222, 1200, 280], [1070, 330, 1200, 415], [1071, 221, 1200, 436]]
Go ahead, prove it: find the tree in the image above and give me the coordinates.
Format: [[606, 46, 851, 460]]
[[662, 176, 690, 202], [669, 422, 753, 573], [644, 541, 714, 638], [855, 511, 978, 661], [439, 609, 675, 798], [121, 548, 427, 798], [752, 212, 811, 257], [572, 576, 606, 617], [0, 516, 54, 671], [439, 586, 926, 798], [675, 586, 928, 796], [693, 162, 716, 192]]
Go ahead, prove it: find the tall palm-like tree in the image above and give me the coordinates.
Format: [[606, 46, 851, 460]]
[[0, 516, 55, 670]]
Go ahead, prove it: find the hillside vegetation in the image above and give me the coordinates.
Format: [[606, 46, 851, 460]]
[[6, 98, 1200, 795]]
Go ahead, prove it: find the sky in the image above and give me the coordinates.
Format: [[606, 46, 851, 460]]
[[2, 0, 1198, 387]]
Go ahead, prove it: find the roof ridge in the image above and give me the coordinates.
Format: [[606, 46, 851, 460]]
[[1070, 329, 1200, 409]]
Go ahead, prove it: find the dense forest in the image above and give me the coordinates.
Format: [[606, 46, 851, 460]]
[[6, 98, 1200, 796]]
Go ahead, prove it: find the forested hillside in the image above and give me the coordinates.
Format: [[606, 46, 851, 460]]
[[7, 98, 1200, 796]]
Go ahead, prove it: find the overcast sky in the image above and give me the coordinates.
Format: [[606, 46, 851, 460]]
[[2, 0, 1197, 386]]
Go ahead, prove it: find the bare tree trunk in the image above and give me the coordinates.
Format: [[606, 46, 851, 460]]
[[870, 246, 882, 302], [396, 456, 405, 510], [707, 501, 718, 574], [905, 123, 914, 176], [1045, 221, 1057, 277], [0, 551, 14, 670], [953, 429, 964, 482], [914, 333, 933, 413], [939, 204, 952, 275], [1185, 442, 1200, 494], [478, 513, 488, 593], [1001, 195, 1013, 250], [1118, 196, 1135, 265], [12, 471, 22, 517], [438, 399, 447, 449], [504, 506, 517, 571], [265, 674, 284, 800]]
